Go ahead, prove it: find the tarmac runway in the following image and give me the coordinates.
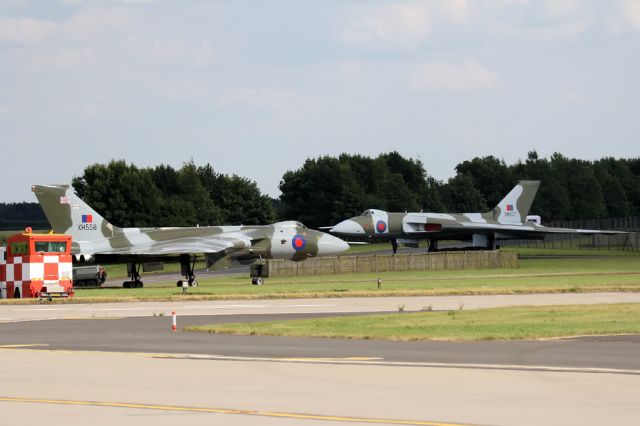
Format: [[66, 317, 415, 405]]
[[2, 292, 640, 322], [1, 313, 639, 372], [1, 294, 639, 425]]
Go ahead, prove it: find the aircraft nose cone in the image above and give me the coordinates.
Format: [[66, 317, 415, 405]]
[[318, 234, 350, 256], [330, 219, 364, 235]]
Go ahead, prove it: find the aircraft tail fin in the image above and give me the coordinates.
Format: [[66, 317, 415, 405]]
[[491, 180, 540, 224], [32, 185, 117, 242]]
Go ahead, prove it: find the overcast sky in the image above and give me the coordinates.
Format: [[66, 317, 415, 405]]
[[1, 0, 639, 202]]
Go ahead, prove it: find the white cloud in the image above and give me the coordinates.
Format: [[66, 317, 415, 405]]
[[31, 47, 97, 69], [0, 17, 57, 44], [340, 2, 430, 48], [218, 89, 298, 115], [542, 0, 585, 20], [61, 7, 129, 40], [409, 61, 499, 91], [114, 0, 156, 4], [122, 36, 215, 66], [621, 0, 640, 29], [559, 90, 589, 105], [1, 0, 30, 8], [501, 20, 591, 40], [493, 0, 595, 41], [0, 7, 128, 45], [0, 104, 16, 118], [440, 0, 470, 23], [77, 101, 143, 119], [339, 61, 364, 81]]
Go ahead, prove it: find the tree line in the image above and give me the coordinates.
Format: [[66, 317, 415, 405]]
[[1, 152, 639, 231], [71, 160, 276, 227], [281, 151, 640, 228], [0, 203, 48, 231]]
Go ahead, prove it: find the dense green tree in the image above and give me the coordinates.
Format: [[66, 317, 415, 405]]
[[593, 159, 631, 217], [550, 154, 607, 219], [279, 156, 349, 227], [0, 202, 48, 230], [279, 153, 430, 227], [455, 156, 517, 207], [420, 177, 446, 212], [381, 151, 429, 195], [198, 164, 275, 225], [512, 151, 571, 220], [5, 152, 640, 235], [73, 160, 163, 227], [595, 158, 640, 216], [72, 160, 271, 227], [174, 161, 222, 226], [440, 174, 487, 212]]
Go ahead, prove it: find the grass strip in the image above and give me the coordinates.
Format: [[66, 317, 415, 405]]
[[2, 256, 640, 304], [185, 303, 640, 341]]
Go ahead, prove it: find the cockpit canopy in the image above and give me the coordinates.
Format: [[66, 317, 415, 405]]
[[360, 209, 386, 217], [274, 220, 307, 229]]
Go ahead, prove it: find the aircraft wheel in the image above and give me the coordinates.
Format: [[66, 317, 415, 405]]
[[123, 282, 130, 289], [136, 281, 144, 288], [251, 277, 257, 285], [190, 280, 198, 287], [176, 280, 183, 287], [255, 277, 264, 286]]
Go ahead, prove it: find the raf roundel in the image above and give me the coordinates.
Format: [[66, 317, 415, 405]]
[[376, 220, 387, 233], [291, 234, 306, 251]]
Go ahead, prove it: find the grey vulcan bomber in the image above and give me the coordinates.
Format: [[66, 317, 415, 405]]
[[33, 185, 349, 286], [330, 180, 624, 253]]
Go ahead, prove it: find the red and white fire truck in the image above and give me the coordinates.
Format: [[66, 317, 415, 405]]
[[0, 228, 74, 299]]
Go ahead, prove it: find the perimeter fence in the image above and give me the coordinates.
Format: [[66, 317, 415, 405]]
[[500, 216, 640, 251], [259, 250, 519, 278]]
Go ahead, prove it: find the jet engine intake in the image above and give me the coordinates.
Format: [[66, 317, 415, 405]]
[[73, 254, 95, 265]]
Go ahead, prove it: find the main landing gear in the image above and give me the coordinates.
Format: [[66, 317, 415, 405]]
[[177, 254, 198, 288], [391, 238, 398, 255], [251, 263, 265, 286], [123, 262, 143, 288]]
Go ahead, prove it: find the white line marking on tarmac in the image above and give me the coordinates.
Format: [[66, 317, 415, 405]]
[[16, 308, 73, 311], [0, 396, 468, 426], [153, 353, 640, 376], [284, 304, 332, 307], [14, 303, 333, 314], [2, 346, 638, 376]]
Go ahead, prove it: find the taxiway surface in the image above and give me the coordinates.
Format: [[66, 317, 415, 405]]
[[1, 293, 639, 425]]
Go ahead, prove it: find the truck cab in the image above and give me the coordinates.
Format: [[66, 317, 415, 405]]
[[0, 228, 74, 299]]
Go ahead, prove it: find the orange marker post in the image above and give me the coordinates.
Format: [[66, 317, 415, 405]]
[[171, 311, 177, 332]]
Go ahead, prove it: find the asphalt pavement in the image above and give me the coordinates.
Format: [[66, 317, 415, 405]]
[[1, 312, 639, 372]]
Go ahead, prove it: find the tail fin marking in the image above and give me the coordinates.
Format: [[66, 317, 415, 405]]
[[31, 185, 116, 242], [492, 180, 540, 224]]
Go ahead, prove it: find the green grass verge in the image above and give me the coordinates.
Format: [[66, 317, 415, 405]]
[[185, 303, 640, 341], [102, 260, 208, 279], [2, 254, 640, 304], [504, 247, 640, 257]]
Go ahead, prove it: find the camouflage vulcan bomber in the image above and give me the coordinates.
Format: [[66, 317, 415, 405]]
[[330, 180, 625, 253], [32, 185, 349, 286]]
